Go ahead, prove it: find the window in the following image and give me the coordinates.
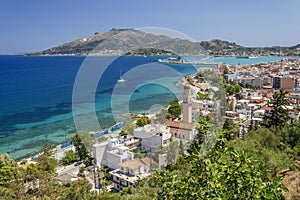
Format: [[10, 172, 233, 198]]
[[116, 176, 119, 181]]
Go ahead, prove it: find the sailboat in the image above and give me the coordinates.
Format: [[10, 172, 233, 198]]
[[117, 70, 126, 83]]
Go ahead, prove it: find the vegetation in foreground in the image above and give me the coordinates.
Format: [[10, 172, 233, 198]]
[[1, 118, 300, 199]]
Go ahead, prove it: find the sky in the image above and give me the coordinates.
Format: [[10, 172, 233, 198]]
[[0, 0, 300, 54]]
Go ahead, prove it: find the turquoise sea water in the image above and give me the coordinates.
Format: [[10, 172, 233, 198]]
[[0, 55, 287, 159]]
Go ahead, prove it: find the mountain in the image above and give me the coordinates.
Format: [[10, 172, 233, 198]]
[[26, 29, 300, 56], [27, 28, 206, 56], [200, 39, 300, 56]]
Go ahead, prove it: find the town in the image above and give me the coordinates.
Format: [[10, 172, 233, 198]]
[[3, 57, 297, 193], [1, 57, 300, 199]]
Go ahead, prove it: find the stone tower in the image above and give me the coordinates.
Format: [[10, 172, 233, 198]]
[[182, 85, 192, 123]]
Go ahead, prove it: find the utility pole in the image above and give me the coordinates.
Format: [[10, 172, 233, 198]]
[[149, 146, 152, 172], [94, 159, 97, 189], [97, 171, 101, 192]]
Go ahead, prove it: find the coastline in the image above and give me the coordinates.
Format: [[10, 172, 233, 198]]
[[2, 55, 289, 161], [17, 79, 188, 163]]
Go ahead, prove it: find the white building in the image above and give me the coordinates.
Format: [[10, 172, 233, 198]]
[[134, 124, 171, 152], [92, 138, 134, 169], [109, 157, 152, 191]]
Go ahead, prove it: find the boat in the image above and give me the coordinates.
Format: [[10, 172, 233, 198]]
[[117, 70, 126, 83]]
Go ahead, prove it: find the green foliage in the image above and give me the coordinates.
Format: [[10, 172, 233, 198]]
[[0, 165, 25, 199], [225, 84, 242, 95], [166, 141, 179, 164], [0, 114, 298, 199], [167, 98, 181, 118], [61, 178, 97, 199], [38, 143, 57, 173], [280, 120, 300, 158], [101, 166, 112, 181], [123, 121, 136, 135], [19, 159, 27, 165], [62, 150, 77, 166], [79, 166, 85, 174], [190, 116, 210, 150], [0, 186, 14, 199], [154, 109, 168, 124], [263, 89, 290, 129], [153, 146, 166, 162], [244, 82, 251, 88], [71, 132, 92, 162], [227, 127, 296, 175], [0, 154, 17, 168], [197, 92, 210, 100], [179, 140, 185, 155], [151, 162, 158, 170], [136, 116, 151, 127], [223, 118, 239, 140], [153, 133, 286, 200], [133, 148, 145, 159]]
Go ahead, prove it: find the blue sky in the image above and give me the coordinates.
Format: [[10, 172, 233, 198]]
[[0, 0, 300, 54]]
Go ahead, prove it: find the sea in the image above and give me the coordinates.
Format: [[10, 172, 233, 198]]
[[0, 55, 287, 160]]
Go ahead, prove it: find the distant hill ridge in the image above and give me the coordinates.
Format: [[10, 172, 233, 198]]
[[27, 28, 300, 56]]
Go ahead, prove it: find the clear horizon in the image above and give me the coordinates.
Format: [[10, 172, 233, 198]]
[[1, 0, 300, 54]]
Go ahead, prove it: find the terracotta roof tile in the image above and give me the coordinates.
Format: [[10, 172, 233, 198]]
[[165, 120, 193, 129]]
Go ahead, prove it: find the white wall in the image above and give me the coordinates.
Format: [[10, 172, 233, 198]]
[[92, 142, 107, 166]]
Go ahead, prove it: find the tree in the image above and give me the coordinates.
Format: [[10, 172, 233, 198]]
[[166, 141, 179, 164], [136, 116, 151, 127], [71, 132, 92, 162], [263, 89, 290, 129], [168, 98, 181, 118], [123, 121, 136, 135], [190, 116, 210, 150], [154, 133, 286, 199], [0, 154, 17, 168], [223, 118, 239, 140], [280, 120, 300, 157], [62, 150, 77, 165], [0, 165, 25, 199], [133, 148, 144, 159], [179, 140, 185, 155], [197, 92, 210, 100], [227, 128, 295, 175], [244, 82, 251, 88], [154, 109, 168, 124], [61, 178, 97, 199], [225, 84, 242, 96], [25, 163, 40, 191], [234, 84, 242, 93], [38, 143, 57, 173]]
